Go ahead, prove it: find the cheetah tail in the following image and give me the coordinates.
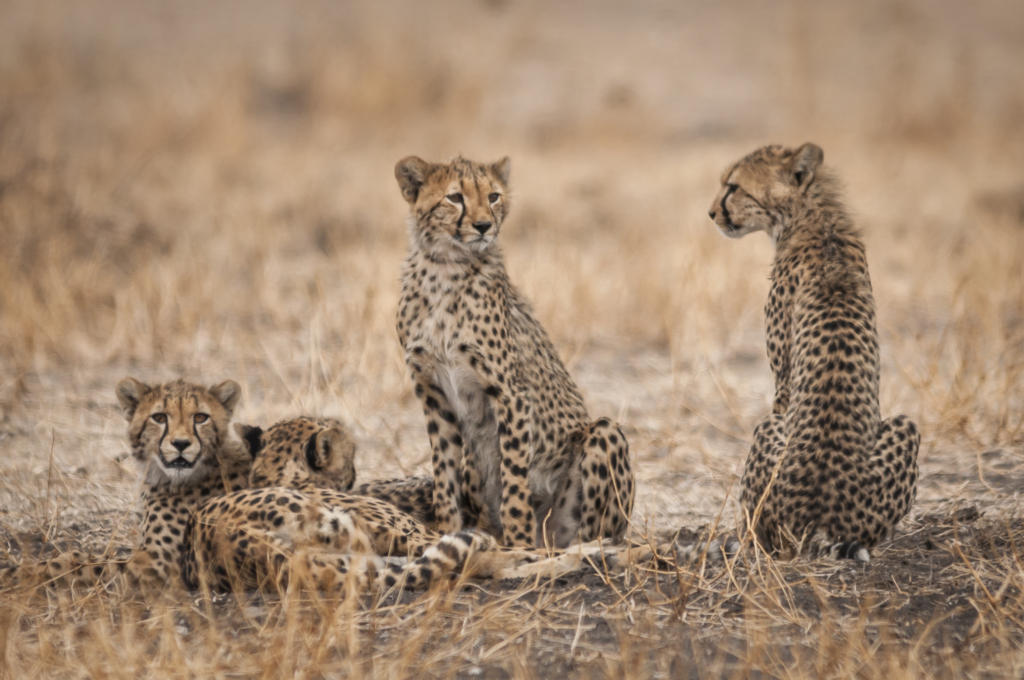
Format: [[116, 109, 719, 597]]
[[380, 530, 499, 591], [1, 552, 134, 591]]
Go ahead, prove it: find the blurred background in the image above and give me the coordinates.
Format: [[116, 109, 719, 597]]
[[1, 0, 1022, 535]]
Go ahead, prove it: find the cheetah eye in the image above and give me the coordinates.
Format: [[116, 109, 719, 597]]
[[488, 193, 500, 203], [446, 193, 464, 204], [194, 413, 209, 424], [151, 413, 167, 424]]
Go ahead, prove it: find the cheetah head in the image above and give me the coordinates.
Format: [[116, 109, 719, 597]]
[[708, 143, 824, 242], [239, 416, 356, 492], [116, 377, 241, 486], [395, 155, 511, 259]]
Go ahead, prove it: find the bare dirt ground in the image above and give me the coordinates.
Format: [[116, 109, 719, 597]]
[[1, 0, 1024, 677]]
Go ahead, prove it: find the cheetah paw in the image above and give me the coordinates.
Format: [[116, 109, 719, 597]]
[[829, 541, 870, 562]]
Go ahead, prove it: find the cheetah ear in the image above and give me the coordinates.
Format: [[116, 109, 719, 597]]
[[209, 380, 242, 417], [115, 377, 150, 420], [304, 433, 324, 471], [395, 156, 433, 204], [491, 156, 511, 185], [787, 143, 823, 191], [234, 423, 264, 458], [306, 428, 356, 472]]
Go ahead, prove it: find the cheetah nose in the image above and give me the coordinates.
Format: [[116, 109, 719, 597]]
[[473, 221, 492, 235], [171, 438, 191, 452], [708, 210, 717, 220]]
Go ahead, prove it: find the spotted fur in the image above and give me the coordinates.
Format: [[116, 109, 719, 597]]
[[240, 417, 436, 526], [5, 378, 249, 590], [708, 143, 920, 560], [394, 155, 635, 549], [182, 418, 576, 593]]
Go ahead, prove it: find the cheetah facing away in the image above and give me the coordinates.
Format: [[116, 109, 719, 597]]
[[3, 378, 251, 589], [183, 417, 612, 593], [245, 416, 436, 528], [394, 155, 635, 549], [708, 143, 920, 561]]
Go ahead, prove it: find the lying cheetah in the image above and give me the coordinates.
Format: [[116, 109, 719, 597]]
[[244, 419, 436, 527], [183, 417, 610, 593], [4, 378, 250, 589], [708, 143, 920, 560], [394, 155, 635, 548]]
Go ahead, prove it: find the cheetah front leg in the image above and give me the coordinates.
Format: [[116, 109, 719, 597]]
[[408, 367, 468, 535], [450, 341, 535, 548], [490, 386, 537, 548], [460, 446, 498, 536]]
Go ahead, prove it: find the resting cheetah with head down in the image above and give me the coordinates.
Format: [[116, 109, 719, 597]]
[[183, 417, 606, 593], [3, 378, 250, 589], [244, 417, 436, 527], [708, 143, 920, 561], [394, 155, 635, 549]]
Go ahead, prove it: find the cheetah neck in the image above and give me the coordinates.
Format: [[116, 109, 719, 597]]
[[773, 178, 857, 261], [405, 245, 508, 294]]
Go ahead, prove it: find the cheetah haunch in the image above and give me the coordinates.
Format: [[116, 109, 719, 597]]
[[708, 143, 920, 561], [394, 155, 635, 549]]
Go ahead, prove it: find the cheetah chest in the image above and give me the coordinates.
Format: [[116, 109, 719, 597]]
[[407, 281, 504, 522]]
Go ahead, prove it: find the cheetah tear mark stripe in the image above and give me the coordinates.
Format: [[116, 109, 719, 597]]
[[157, 397, 170, 452], [720, 184, 739, 231], [455, 185, 466, 240]]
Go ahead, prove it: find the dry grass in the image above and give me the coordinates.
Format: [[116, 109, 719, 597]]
[[2, 0, 1024, 677]]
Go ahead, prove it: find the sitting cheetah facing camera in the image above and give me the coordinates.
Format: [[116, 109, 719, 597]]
[[708, 143, 920, 561], [394, 155, 635, 549]]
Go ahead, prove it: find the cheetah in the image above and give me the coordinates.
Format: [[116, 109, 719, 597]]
[[3, 385, 588, 595], [394, 155, 635, 549], [707, 142, 920, 560], [5, 378, 250, 589], [244, 418, 436, 527], [182, 417, 610, 593]]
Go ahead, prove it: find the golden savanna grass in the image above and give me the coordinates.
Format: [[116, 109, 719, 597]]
[[2, 0, 1024, 677]]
